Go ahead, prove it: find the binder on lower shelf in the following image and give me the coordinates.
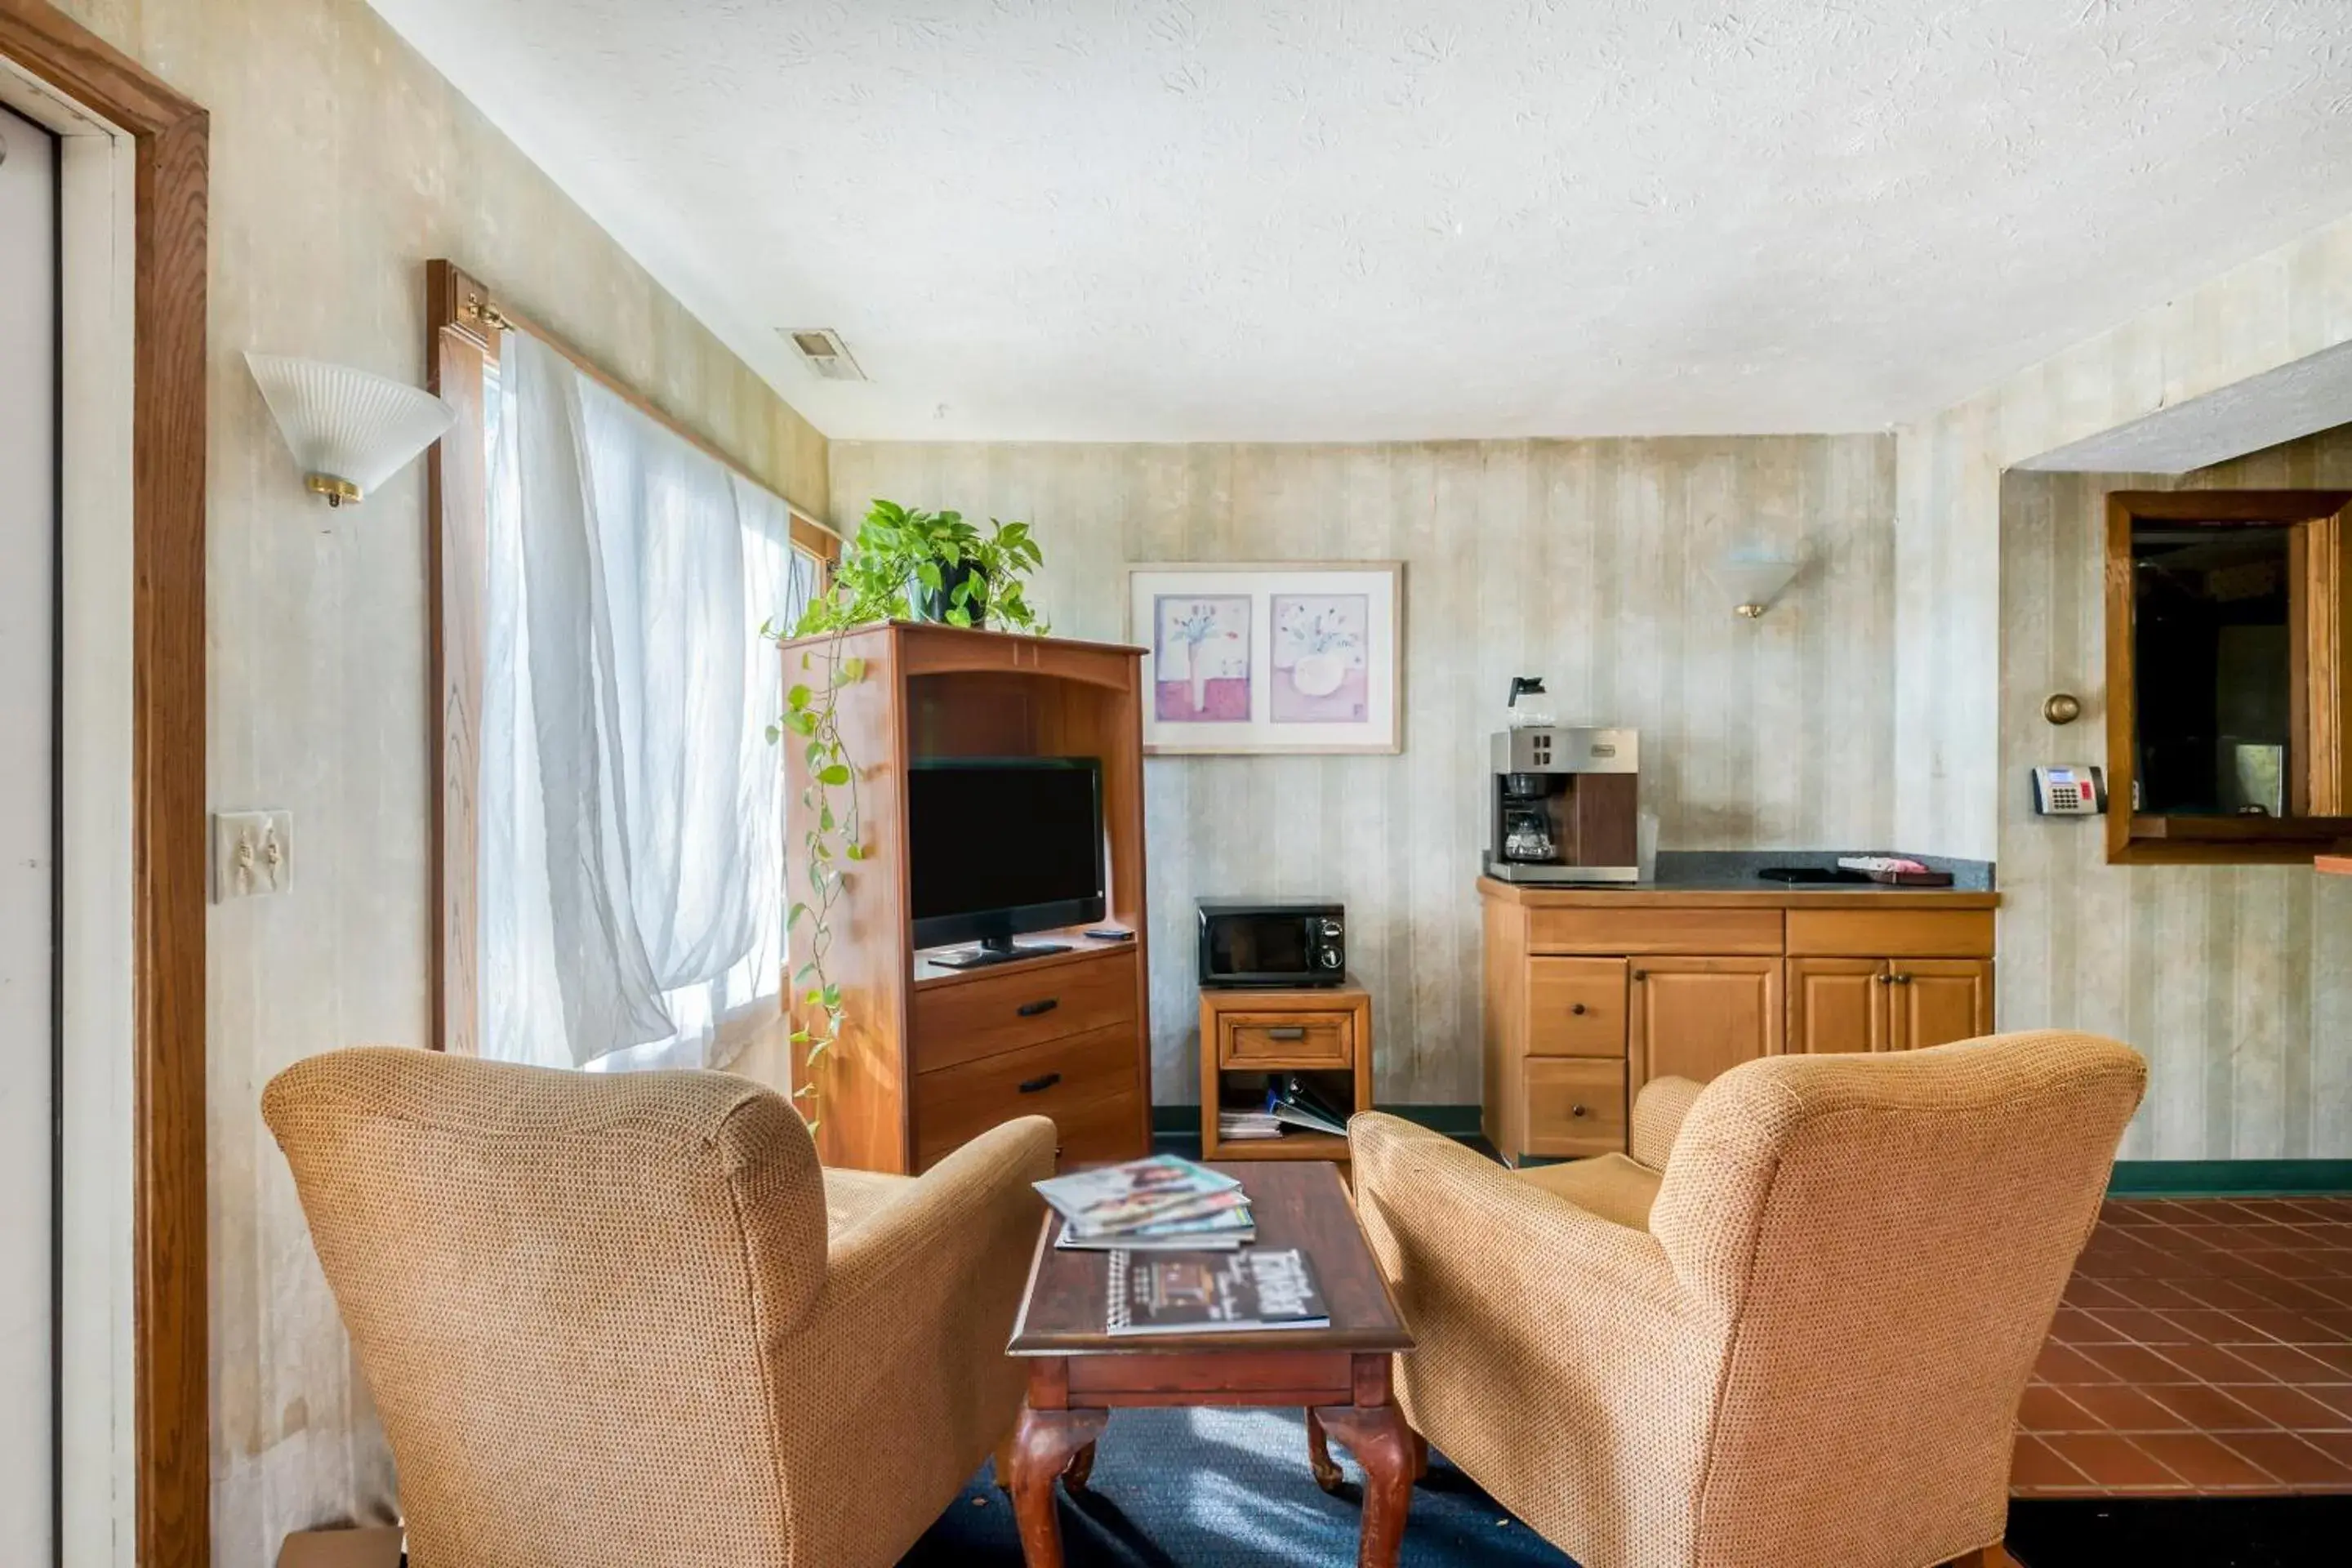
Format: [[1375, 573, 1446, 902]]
[[1262, 1073, 1350, 1138]]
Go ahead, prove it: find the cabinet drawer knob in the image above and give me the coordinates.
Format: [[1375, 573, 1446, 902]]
[[1265, 1026, 1307, 1040], [1570, 1002, 1588, 1016], [1892, 973, 1912, 986], [1631, 969, 1648, 982], [1018, 1071, 1062, 1094], [1017, 998, 1060, 1018], [1875, 973, 1893, 986], [1570, 1103, 1588, 1118]]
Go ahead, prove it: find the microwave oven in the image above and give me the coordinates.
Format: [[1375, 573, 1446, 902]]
[[1196, 899, 1345, 988]]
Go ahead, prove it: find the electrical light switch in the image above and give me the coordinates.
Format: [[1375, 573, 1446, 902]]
[[212, 809, 293, 901]]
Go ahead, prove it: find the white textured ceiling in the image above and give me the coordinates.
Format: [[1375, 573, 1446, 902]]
[[368, 1, 2352, 443]]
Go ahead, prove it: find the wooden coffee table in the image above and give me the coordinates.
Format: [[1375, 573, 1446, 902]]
[[1001, 1160, 1418, 1568]]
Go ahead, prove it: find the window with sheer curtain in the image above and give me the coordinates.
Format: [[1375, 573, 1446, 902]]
[[477, 330, 819, 1071]]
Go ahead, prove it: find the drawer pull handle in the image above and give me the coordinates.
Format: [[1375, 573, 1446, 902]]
[[1631, 969, 1648, 982], [1018, 1072, 1062, 1094], [1266, 1026, 1307, 1040], [1017, 998, 1060, 1018], [1570, 1003, 1588, 1016], [1892, 973, 1913, 986], [1570, 1103, 1588, 1118]]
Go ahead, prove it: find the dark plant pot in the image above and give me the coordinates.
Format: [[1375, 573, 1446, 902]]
[[911, 559, 989, 624]]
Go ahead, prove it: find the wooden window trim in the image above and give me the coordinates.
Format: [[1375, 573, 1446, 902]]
[[425, 259, 838, 1054], [0, 3, 209, 1563], [2104, 488, 2352, 864]]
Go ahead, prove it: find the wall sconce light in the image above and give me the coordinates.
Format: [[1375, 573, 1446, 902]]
[[245, 353, 456, 506], [1710, 546, 1802, 618]]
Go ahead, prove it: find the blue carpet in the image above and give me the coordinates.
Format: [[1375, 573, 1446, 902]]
[[901, 1406, 1573, 1567], [900, 1410, 2352, 1566]]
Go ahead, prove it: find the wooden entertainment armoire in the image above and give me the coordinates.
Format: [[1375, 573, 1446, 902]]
[[782, 622, 1153, 1174]]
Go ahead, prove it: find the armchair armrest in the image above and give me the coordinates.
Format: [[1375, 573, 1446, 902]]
[[1630, 1075, 1704, 1169], [1347, 1113, 1682, 1311], [770, 1116, 1056, 1564]]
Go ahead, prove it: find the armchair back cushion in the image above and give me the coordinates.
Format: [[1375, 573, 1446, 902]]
[[263, 1046, 831, 1568], [1648, 1031, 2146, 1566]]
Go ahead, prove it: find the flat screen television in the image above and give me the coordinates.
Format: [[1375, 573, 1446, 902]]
[[909, 757, 1106, 964]]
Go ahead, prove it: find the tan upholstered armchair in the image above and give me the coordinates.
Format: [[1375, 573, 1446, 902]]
[[264, 1046, 1055, 1568], [1350, 1031, 2146, 1568]]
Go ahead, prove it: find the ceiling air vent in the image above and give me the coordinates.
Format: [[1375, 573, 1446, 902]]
[[783, 327, 866, 381]]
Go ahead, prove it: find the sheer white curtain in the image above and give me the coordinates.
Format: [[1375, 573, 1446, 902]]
[[480, 331, 818, 1071]]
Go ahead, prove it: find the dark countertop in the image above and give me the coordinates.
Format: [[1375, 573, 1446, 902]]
[[1479, 849, 1999, 906]]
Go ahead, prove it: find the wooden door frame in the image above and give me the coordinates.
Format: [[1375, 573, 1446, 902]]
[[0, 4, 207, 1566], [2104, 488, 2352, 862]]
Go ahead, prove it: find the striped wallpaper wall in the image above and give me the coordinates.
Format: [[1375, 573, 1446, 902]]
[[2001, 432, 2352, 1160], [1895, 207, 2352, 1162], [831, 437, 1897, 1104], [1896, 209, 2352, 864]]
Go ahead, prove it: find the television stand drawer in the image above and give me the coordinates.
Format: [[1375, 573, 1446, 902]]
[[912, 1023, 1141, 1170], [912, 947, 1138, 1072]]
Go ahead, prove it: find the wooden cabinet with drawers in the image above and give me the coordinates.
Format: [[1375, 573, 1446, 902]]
[[781, 622, 1155, 1174], [1199, 982, 1373, 1161], [1481, 879, 1998, 1167]]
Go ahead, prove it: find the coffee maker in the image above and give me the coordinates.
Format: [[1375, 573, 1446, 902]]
[[1484, 727, 1641, 884]]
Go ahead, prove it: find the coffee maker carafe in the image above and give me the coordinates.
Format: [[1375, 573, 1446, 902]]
[[1499, 773, 1559, 862], [1484, 728, 1640, 884]]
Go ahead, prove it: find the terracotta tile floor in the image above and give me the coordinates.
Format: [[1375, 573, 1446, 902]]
[[2015, 1196, 2352, 1496]]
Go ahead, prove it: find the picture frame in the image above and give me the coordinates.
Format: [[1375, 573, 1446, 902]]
[[1125, 562, 1404, 755]]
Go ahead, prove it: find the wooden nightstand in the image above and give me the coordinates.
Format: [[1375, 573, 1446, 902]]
[[1198, 981, 1372, 1160]]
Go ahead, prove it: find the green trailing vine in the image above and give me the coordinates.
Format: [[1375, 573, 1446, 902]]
[[767, 499, 1048, 1131]]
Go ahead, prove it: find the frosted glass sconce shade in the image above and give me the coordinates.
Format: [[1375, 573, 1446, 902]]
[[1710, 548, 1802, 617], [245, 353, 456, 506]]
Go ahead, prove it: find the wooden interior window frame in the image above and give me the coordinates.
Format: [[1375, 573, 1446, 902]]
[[2105, 488, 2352, 864], [425, 259, 840, 1054], [0, 3, 209, 1561]]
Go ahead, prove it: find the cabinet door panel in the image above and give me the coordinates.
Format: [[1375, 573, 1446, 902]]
[[1631, 957, 1782, 1088], [1785, 957, 1888, 1055], [1891, 959, 1993, 1051]]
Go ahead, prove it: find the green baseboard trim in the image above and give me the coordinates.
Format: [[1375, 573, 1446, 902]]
[[1152, 1102, 1485, 1138], [2109, 1160, 2352, 1198]]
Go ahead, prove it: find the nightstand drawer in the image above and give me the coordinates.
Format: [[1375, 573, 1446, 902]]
[[912, 948, 1138, 1072], [1521, 1058, 1628, 1158], [1219, 1009, 1356, 1070], [1526, 957, 1628, 1056]]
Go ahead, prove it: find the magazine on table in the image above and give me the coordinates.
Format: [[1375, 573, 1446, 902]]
[[1106, 1245, 1330, 1335], [1055, 1209, 1257, 1253], [1034, 1154, 1241, 1233], [1063, 1187, 1251, 1240]]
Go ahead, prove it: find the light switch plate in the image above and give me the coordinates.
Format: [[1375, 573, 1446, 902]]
[[212, 809, 292, 901]]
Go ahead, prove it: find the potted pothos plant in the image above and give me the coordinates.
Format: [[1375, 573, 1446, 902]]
[[765, 498, 1048, 1132]]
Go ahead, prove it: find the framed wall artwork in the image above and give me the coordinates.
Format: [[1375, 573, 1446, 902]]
[[1126, 562, 1403, 755]]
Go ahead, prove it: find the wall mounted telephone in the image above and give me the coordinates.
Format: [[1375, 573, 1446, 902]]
[[2030, 764, 2106, 817]]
